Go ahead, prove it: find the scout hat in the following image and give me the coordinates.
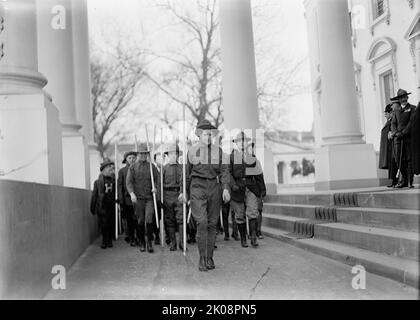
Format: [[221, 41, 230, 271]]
[[100, 159, 114, 172], [232, 131, 252, 143], [122, 151, 138, 164], [164, 143, 183, 155], [137, 143, 150, 154], [195, 119, 218, 136], [390, 89, 411, 101]]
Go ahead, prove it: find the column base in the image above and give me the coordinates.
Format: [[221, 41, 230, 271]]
[[88, 145, 101, 190], [0, 93, 63, 185], [314, 143, 380, 191], [62, 134, 89, 189]]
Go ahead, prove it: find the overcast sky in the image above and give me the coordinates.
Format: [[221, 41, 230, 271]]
[[87, 0, 313, 132]]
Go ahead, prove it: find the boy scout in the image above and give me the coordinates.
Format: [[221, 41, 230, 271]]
[[179, 119, 231, 272], [90, 160, 116, 249], [162, 143, 184, 251], [126, 143, 161, 253]]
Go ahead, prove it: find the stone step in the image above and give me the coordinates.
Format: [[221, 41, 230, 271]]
[[261, 226, 419, 288], [357, 190, 420, 210], [314, 223, 420, 261], [264, 194, 333, 206], [263, 203, 317, 219], [262, 213, 307, 233], [336, 207, 420, 232]]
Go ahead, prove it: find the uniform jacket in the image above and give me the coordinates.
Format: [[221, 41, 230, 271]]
[[163, 163, 182, 191], [117, 165, 131, 206], [90, 174, 116, 216], [184, 142, 230, 196], [391, 103, 416, 140], [229, 150, 266, 202], [126, 160, 160, 200]]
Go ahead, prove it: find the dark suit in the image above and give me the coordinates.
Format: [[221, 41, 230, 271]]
[[379, 119, 398, 185], [412, 103, 420, 175], [391, 103, 416, 185]]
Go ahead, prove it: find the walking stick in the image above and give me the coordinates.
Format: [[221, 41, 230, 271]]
[[182, 105, 187, 256], [145, 125, 160, 227], [114, 143, 119, 240], [160, 128, 165, 248]]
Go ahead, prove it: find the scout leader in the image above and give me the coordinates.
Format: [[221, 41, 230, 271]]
[[162, 143, 184, 251], [126, 143, 161, 253], [178, 119, 231, 272], [90, 160, 117, 249]]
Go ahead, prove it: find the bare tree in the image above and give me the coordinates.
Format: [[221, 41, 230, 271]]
[[91, 45, 147, 159], [144, 0, 223, 128]]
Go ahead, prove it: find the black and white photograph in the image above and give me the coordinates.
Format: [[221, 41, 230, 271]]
[[0, 0, 419, 303]]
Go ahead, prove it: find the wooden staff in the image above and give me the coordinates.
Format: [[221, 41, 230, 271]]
[[145, 125, 160, 227], [160, 127, 165, 248], [114, 143, 119, 240], [182, 105, 187, 256]]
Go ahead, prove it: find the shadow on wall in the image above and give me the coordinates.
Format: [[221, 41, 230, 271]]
[[0, 180, 98, 299]]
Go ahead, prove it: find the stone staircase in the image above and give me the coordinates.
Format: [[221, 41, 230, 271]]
[[261, 188, 420, 288]]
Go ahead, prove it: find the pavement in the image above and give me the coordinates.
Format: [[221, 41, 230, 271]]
[[44, 235, 419, 300]]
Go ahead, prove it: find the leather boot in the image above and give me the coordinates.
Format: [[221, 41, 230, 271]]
[[199, 256, 208, 272], [169, 227, 177, 251], [206, 257, 215, 270], [250, 219, 259, 248], [238, 223, 248, 247], [146, 223, 154, 253]]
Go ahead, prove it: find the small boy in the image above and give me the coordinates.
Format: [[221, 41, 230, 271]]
[[90, 160, 116, 249]]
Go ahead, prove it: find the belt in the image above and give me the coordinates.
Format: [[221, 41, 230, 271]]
[[192, 176, 217, 181], [164, 187, 180, 192]]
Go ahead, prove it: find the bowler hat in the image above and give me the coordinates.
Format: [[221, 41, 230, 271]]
[[164, 143, 183, 155], [195, 119, 218, 136], [122, 151, 138, 164], [100, 159, 114, 172], [390, 89, 412, 101]]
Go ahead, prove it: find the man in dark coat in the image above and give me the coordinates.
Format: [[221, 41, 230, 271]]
[[391, 89, 417, 188], [412, 98, 420, 176], [90, 160, 116, 249], [379, 104, 398, 187], [126, 143, 161, 253], [229, 132, 266, 249], [179, 119, 231, 272], [118, 151, 138, 246]]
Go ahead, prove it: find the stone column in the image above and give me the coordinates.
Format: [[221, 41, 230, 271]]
[[36, 0, 89, 189], [306, 0, 378, 190], [0, 0, 63, 185], [71, 0, 100, 188], [219, 0, 276, 193]]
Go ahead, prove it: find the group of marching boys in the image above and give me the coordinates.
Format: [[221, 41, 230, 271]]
[[90, 120, 266, 272]]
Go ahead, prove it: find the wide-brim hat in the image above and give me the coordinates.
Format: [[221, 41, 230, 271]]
[[390, 89, 411, 101], [164, 143, 183, 155], [122, 151, 138, 164], [232, 131, 252, 143], [100, 160, 114, 172], [195, 119, 218, 136], [136, 143, 151, 154]]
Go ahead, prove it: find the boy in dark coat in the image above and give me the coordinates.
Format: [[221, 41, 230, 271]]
[[90, 160, 116, 249], [379, 103, 398, 187]]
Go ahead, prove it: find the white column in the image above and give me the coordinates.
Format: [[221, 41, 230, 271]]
[[219, 0, 276, 193], [306, 0, 378, 190], [36, 0, 89, 189], [71, 0, 100, 188], [0, 0, 63, 185]]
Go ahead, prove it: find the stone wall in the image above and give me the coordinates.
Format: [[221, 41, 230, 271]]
[[0, 179, 98, 299]]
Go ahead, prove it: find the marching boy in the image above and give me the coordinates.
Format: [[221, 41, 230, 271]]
[[90, 160, 116, 249], [162, 143, 184, 251]]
